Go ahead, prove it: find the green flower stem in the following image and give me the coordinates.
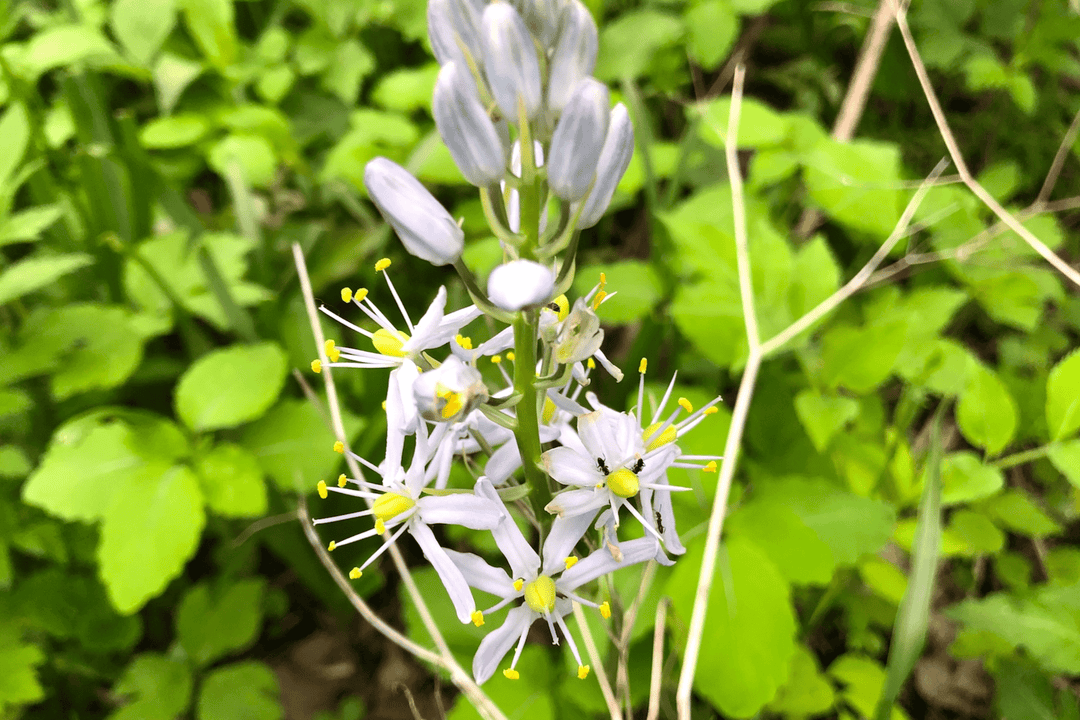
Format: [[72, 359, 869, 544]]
[[992, 444, 1054, 470]]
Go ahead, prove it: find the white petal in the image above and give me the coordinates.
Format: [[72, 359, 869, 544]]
[[559, 537, 659, 591], [548, 388, 586, 416], [473, 605, 534, 684], [417, 493, 501, 529], [426, 305, 484, 349], [655, 487, 685, 555], [487, 260, 555, 311], [544, 487, 607, 518], [475, 478, 540, 578], [541, 447, 602, 487], [540, 512, 594, 576], [385, 361, 420, 470], [410, 521, 476, 623], [404, 286, 448, 352], [445, 549, 516, 598], [576, 410, 620, 463], [485, 442, 522, 484]]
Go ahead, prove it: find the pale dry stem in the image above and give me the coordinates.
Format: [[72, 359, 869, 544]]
[[646, 598, 670, 720], [573, 602, 623, 720]]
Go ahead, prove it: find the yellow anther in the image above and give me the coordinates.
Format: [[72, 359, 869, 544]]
[[550, 294, 569, 321], [375, 518, 386, 534], [606, 468, 640, 498], [513, 579, 524, 592], [542, 397, 558, 424], [506, 351, 515, 361], [381, 401, 387, 410], [354, 288, 369, 302], [564, 556, 578, 569], [704, 461, 718, 473], [436, 385, 465, 419], [678, 397, 694, 413], [455, 334, 473, 350], [599, 272, 606, 288], [341, 287, 353, 303], [337, 474, 348, 488], [311, 359, 322, 373], [375, 258, 392, 271], [643, 422, 677, 452], [524, 575, 557, 613], [592, 290, 607, 310], [503, 669, 520, 680], [704, 406, 719, 415], [578, 665, 590, 680], [328, 541, 336, 552], [471, 610, 485, 627], [372, 327, 410, 357], [599, 602, 611, 619], [587, 358, 596, 370], [317, 481, 328, 499], [373, 491, 416, 524], [349, 567, 362, 579], [639, 358, 647, 374], [324, 340, 341, 362], [333, 441, 344, 454], [491, 355, 502, 364]]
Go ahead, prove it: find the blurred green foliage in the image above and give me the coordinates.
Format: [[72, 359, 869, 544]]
[[2, 0, 1080, 718]]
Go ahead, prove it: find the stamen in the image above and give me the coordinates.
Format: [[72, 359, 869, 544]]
[[324, 340, 341, 362], [651, 372, 679, 425], [318, 305, 372, 338], [312, 508, 375, 525], [578, 665, 590, 679], [622, 502, 665, 543], [341, 287, 353, 303], [599, 602, 611, 619], [374, 257, 392, 272], [564, 556, 578, 569], [380, 267, 414, 333], [554, 614, 585, 671], [333, 441, 344, 454], [317, 481, 328, 499], [349, 567, 362, 579], [678, 397, 693, 413], [471, 610, 485, 627], [311, 360, 322, 373], [506, 351, 516, 361]]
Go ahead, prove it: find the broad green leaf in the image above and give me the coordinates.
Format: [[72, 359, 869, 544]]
[[827, 655, 899, 720], [572, 260, 662, 324], [12, 570, 141, 651], [196, 444, 268, 517], [446, 646, 555, 720], [946, 509, 1005, 556], [726, 500, 835, 584], [1048, 440, 1080, 489], [13, 25, 123, 79], [697, 96, 789, 149], [685, 0, 737, 70], [240, 399, 363, 491], [180, 0, 237, 69], [0, 619, 44, 710], [939, 452, 1004, 505], [794, 389, 859, 452], [994, 659, 1057, 720], [0, 446, 31, 478], [110, 654, 193, 720], [175, 343, 287, 432], [804, 138, 902, 238], [98, 465, 205, 613], [957, 364, 1017, 454], [153, 52, 203, 114], [766, 646, 835, 717], [788, 236, 840, 326], [0, 103, 30, 186], [140, 114, 210, 148], [667, 537, 796, 717], [208, 135, 278, 187], [595, 10, 684, 81], [320, 40, 375, 105], [372, 64, 440, 112], [256, 66, 295, 104], [982, 490, 1061, 538], [859, 557, 908, 604], [177, 580, 265, 666], [1047, 349, 1080, 440], [110, 0, 176, 65], [0, 205, 64, 246], [818, 319, 908, 393], [197, 662, 282, 720], [0, 253, 93, 306]]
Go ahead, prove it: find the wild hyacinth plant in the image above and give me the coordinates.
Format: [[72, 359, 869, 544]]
[[306, 0, 723, 686]]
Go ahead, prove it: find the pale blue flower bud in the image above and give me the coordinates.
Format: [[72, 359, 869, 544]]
[[428, 0, 484, 69], [547, 79, 609, 201], [514, 0, 564, 48], [577, 103, 634, 228], [363, 157, 464, 266], [481, 3, 542, 121], [487, 260, 555, 310], [546, 1, 597, 116], [434, 62, 506, 186]]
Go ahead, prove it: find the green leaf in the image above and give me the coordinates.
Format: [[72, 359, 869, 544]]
[[0, 446, 31, 478], [446, 646, 555, 720], [1048, 440, 1080, 488], [12, 25, 124, 79], [153, 52, 203, 114], [595, 10, 684, 81], [685, 0, 737, 70], [0, 253, 93, 306], [957, 364, 1017, 454], [818, 319, 908, 393], [177, 580, 265, 666], [320, 40, 375, 105], [794, 389, 859, 452], [98, 465, 205, 613], [240, 399, 363, 491], [197, 662, 282, 720], [766, 646, 835, 717], [110, 0, 176, 65], [946, 509, 1005, 556], [827, 655, 892, 720], [140, 114, 210, 148], [0, 103, 30, 186], [110, 654, 193, 720], [208, 135, 278, 188], [697, 96, 789, 149], [0, 205, 64, 246], [1047, 349, 1080, 441], [175, 342, 287, 432], [0, 619, 44, 710], [939, 452, 1004, 505], [195, 444, 268, 518], [726, 500, 835, 585], [571, 260, 662, 324], [994, 658, 1057, 720], [982, 490, 1061, 538], [180, 0, 237, 69], [372, 64, 440, 112], [804, 138, 902, 238], [788, 236, 840, 326], [667, 537, 796, 717]]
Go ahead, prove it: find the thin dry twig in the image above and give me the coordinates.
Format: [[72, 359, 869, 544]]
[[292, 244, 507, 720], [1038, 108, 1080, 205], [646, 598, 670, 720], [573, 602, 623, 720], [894, 4, 1080, 288], [615, 560, 658, 714]]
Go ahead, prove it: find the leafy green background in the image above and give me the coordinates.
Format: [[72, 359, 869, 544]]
[[3, 0, 1080, 718]]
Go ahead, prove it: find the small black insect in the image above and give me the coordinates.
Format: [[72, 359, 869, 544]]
[[547, 301, 562, 312], [655, 512, 665, 534], [631, 458, 645, 474], [596, 457, 611, 474]]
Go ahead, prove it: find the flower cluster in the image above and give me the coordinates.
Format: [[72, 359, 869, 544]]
[[309, 0, 722, 685]]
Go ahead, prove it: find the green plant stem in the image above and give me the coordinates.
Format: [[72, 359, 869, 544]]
[[513, 311, 550, 530], [992, 444, 1054, 470]]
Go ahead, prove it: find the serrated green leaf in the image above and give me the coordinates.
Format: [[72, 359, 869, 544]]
[[197, 662, 282, 720], [111, 654, 192, 720], [175, 343, 287, 431], [196, 444, 268, 517], [177, 580, 265, 666], [320, 40, 374, 105], [0, 253, 93, 306], [98, 465, 205, 613], [110, 0, 176, 66], [994, 658, 1057, 720], [1047, 350, 1080, 441], [957, 364, 1017, 454], [939, 452, 1004, 505], [208, 135, 278, 187], [153, 52, 203, 114], [697, 95, 789, 149], [947, 509, 1005, 556], [794, 389, 859, 452], [371, 64, 439, 112]]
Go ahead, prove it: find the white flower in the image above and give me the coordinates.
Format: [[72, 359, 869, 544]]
[[413, 355, 489, 423], [446, 480, 659, 683], [551, 279, 623, 381], [487, 260, 555, 311], [314, 425, 502, 625]]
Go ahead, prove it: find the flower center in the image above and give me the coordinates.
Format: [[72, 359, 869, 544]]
[[372, 491, 415, 523], [606, 468, 640, 498], [372, 328, 410, 357], [542, 397, 558, 424], [523, 575, 557, 613], [436, 383, 465, 420], [642, 422, 677, 452]]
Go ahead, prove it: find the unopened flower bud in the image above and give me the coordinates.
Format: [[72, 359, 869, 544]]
[[547, 79, 610, 201], [434, 62, 506, 186], [482, 3, 542, 121], [546, 1, 598, 116], [487, 260, 555, 311], [428, 0, 484, 69], [577, 103, 634, 229], [413, 356, 488, 423], [364, 157, 464, 266], [514, 0, 563, 48], [554, 299, 604, 363]]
